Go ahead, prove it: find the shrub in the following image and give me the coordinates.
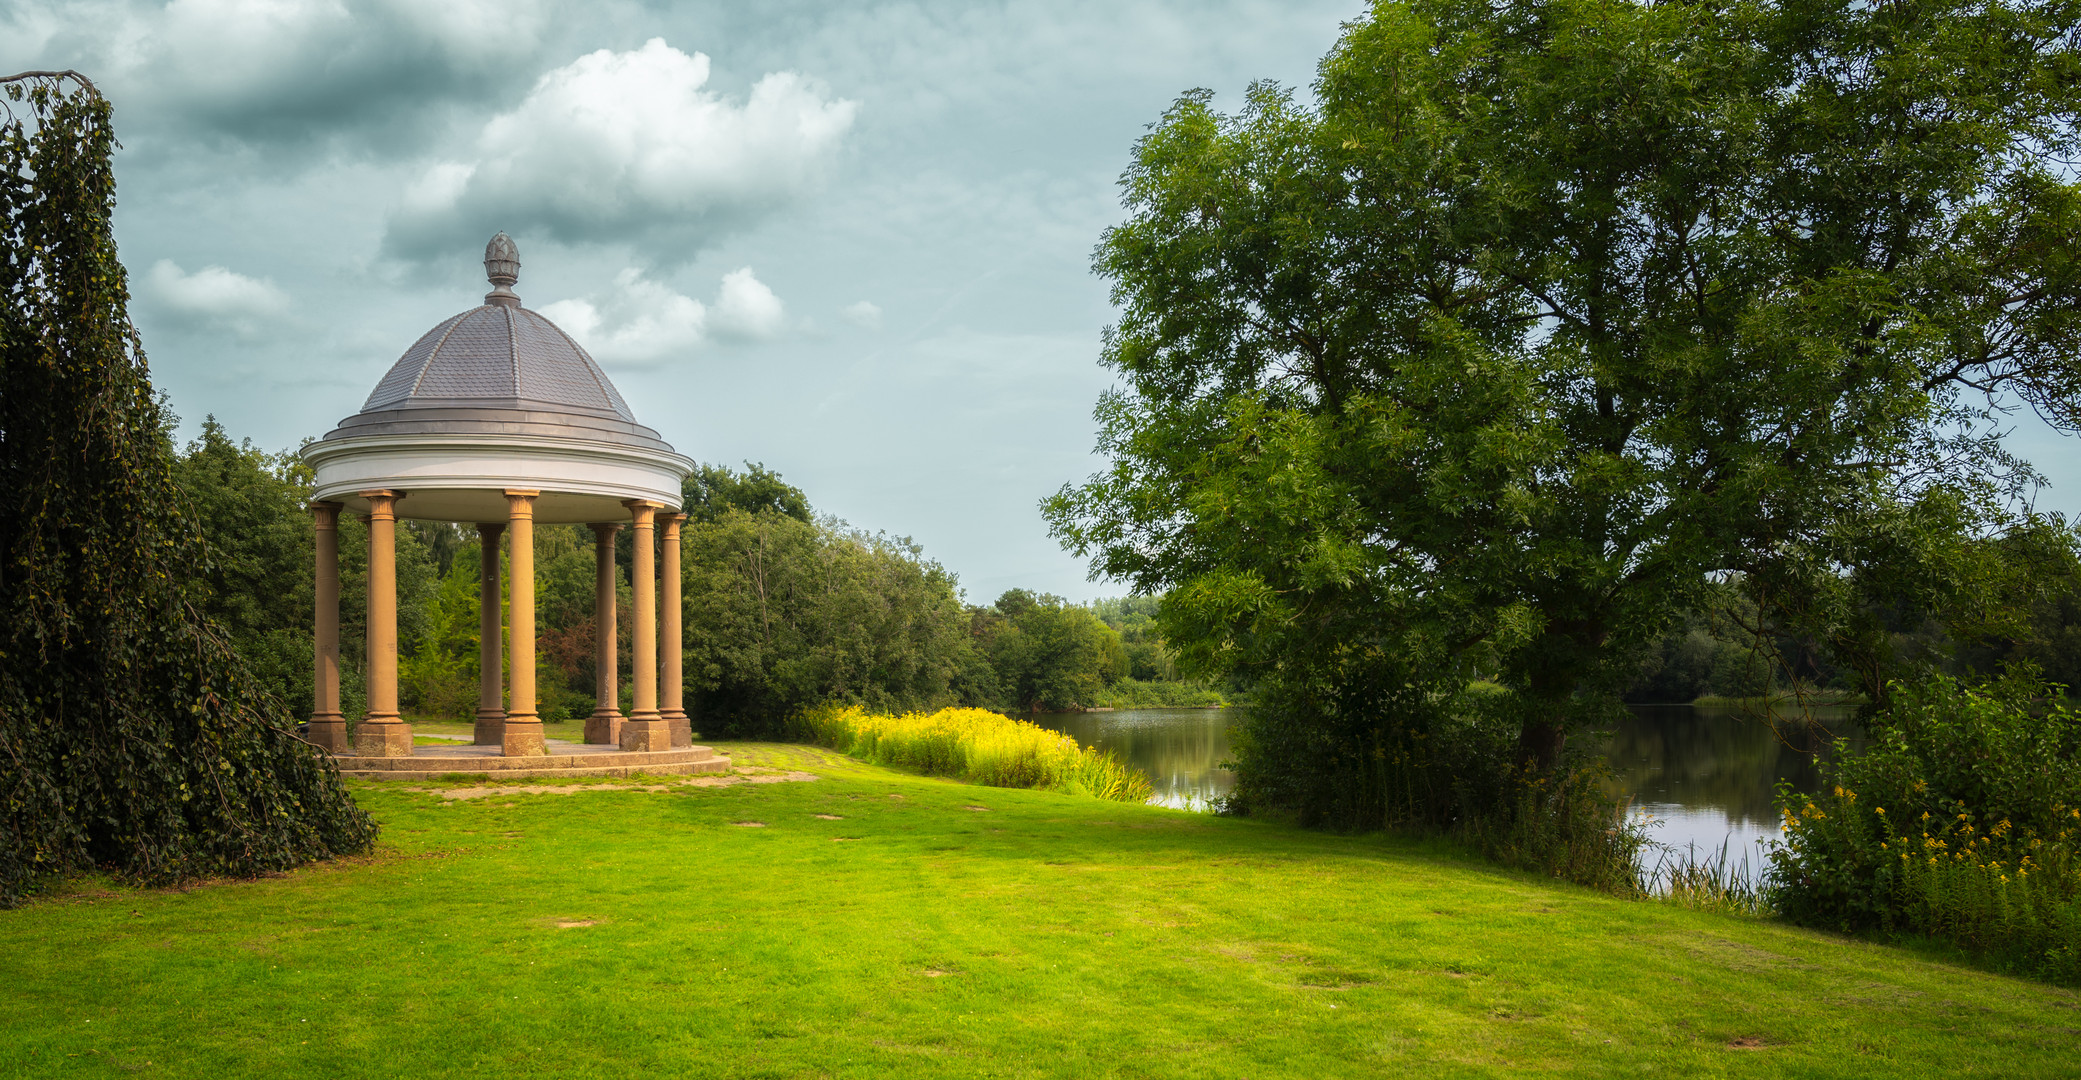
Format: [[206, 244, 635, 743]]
[[1770, 671, 2081, 983], [796, 704, 1154, 802]]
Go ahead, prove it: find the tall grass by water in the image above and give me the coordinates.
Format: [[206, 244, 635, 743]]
[[796, 704, 1156, 802]]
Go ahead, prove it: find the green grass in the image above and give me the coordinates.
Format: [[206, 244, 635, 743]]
[[2, 744, 2075, 1078]]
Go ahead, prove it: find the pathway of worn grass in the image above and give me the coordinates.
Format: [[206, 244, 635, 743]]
[[3, 743, 2075, 1078]]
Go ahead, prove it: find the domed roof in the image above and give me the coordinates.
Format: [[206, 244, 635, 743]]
[[306, 234, 691, 525], [318, 233, 670, 454]]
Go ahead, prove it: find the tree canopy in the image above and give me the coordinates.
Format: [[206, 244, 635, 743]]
[[1047, 0, 2081, 825]]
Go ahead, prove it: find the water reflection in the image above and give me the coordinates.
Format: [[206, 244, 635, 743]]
[[1600, 704, 1864, 873], [1034, 702, 1862, 876], [1034, 708, 1238, 811]]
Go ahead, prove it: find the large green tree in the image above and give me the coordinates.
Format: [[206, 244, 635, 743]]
[[0, 73, 372, 903], [1046, 0, 2081, 825]]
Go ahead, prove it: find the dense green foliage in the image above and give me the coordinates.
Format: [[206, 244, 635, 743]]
[[1772, 672, 2081, 983], [0, 74, 373, 905], [1045, 0, 2081, 858]]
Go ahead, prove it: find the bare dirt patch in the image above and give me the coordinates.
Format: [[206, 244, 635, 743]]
[[557, 920, 597, 929], [732, 821, 767, 828], [814, 814, 844, 820], [1728, 1037, 1767, 1050], [425, 769, 818, 801], [964, 805, 991, 811]]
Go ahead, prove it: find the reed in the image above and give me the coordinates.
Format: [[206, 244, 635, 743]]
[[1643, 836, 1773, 916], [795, 704, 1156, 802]]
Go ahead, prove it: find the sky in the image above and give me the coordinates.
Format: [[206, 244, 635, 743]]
[[1, 0, 1361, 604], [10, 0, 2081, 605]]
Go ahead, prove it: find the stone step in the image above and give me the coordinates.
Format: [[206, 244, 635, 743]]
[[341, 755, 732, 782], [335, 745, 722, 772]]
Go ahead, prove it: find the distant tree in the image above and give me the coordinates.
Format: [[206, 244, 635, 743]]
[[977, 591, 1120, 712], [680, 508, 975, 735], [0, 72, 372, 903], [683, 462, 812, 524]]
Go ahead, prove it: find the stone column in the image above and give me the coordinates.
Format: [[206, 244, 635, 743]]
[[503, 490, 546, 757], [660, 512, 690, 747], [585, 522, 624, 746], [474, 523, 506, 746], [619, 500, 670, 752], [354, 490, 411, 757], [307, 501, 348, 752]]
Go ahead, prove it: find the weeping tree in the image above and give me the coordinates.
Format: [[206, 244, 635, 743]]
[[1046, 0, 2081, 831], [0, 72, 374, 905]]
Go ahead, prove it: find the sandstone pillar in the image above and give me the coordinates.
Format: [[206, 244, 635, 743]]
[[619, 500, 670, 752], [307, 501, 348, 752], [660, 512, 690, 747], [585, 522, 624, 746], [354, 490, 411, 757], [503, 490, 546, 757], [474, 523, 506, 746]]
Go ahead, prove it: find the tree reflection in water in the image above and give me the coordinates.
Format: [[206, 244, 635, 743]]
[[1602, 704, 1865, 875], [1034, 708, 1238, 811], [1036, 703, 1859, 875]]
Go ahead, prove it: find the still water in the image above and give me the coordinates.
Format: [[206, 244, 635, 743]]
[[1034, 708, 1238, 811], [1036, 704, 1863, 873], [1604, 703, 1863, 875]]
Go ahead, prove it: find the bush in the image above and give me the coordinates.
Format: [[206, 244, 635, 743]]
[[1086, 678, 1231, 709], [796, 704, 1154, 802], [1770, 671, 2081, 984]]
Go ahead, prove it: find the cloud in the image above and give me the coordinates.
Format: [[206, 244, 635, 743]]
[[711, 268, 786, 341], [142, 260, 290, 340], [7, 0, 551, 153], [841, 300, 883, 329], [540, 265, 784, 367], [384, 38, 858, 261]]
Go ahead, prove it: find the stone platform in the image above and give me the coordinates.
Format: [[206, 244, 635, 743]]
[[335, 738, 731, 781]]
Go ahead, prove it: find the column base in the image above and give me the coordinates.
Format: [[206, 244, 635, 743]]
[[502, 717, 547, 757], [619, 717, 672, 753], [663, 711, 691, 748], [584, 709, 625, 746], [474, 708, 506, 746], [305, 715, 350, 754], [354, 719, 413, 758]]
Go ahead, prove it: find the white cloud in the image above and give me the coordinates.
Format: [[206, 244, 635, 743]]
[[711, 268, 786, 341], [841, 300, 883, 329], [541, 265, 786, 367], [143, 260, 290, 340], [386, 38, 857, 259]]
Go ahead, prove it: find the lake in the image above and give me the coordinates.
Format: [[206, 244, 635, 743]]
[[1035, 703, 1863, 876]]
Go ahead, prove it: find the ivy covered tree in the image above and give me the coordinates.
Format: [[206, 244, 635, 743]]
[[0, 72, 373, 905]]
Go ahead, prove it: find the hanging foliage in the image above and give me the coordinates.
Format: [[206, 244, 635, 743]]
[[0, 72, 374, 906]]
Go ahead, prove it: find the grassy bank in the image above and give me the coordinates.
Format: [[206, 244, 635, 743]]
[[3, 745, 2075, 1078]]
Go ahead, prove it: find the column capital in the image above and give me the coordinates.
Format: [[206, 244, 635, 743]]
[[589, 521, 624, 539], [623, 499, 662, 527], [477, 521, 506, 536], [659, 511, 686, 541], [358, 489, 402, 520], [310, 501, 344, 529]]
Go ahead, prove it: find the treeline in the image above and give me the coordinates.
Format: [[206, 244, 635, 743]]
[[170, 419, 1224, 740], [1627, 534, 2081, 705]]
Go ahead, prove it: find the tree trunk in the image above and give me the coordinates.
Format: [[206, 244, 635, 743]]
[[1516, 719, 1567, 774]]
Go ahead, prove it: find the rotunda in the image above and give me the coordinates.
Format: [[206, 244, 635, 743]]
[[302, 235, 710, 773]]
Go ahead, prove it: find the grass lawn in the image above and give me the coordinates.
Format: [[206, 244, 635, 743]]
[[3, 744, 2075, 1078]]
